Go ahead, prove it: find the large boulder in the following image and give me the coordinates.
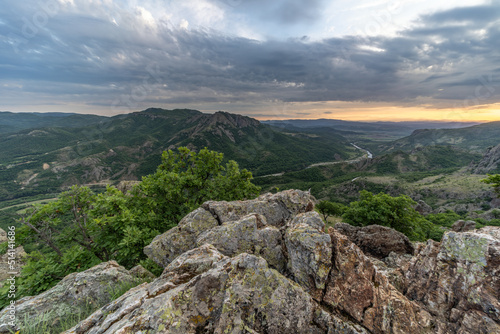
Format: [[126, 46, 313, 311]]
[[405, 227, 500, 333], [0, 228, 6, 243], [202, 189, 315, 227], [145, 189, 315, 268], [334, 222, 414, 259], [196, 213, 286, 272], [414, 200, 432, 215], [0, 261, 139, 333], [144, 207, 218, 267], [451, 219, 476, 232], [129, 265, 156, 281], [0, 245, 26, 288], [479, 225, 500, 239]]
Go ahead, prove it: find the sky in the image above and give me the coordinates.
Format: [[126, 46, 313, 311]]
[[1, 0, 500, 121]]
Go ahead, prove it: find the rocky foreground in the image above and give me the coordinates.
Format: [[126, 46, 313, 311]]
[[1, 190, 499, 333]]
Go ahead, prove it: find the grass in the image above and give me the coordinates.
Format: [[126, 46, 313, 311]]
[[0, 194, 59, 210], [325, 216, 343, 229], [8, 277, 150, 334], [0, 199, 57, 214], [10, 305, 95, 334]]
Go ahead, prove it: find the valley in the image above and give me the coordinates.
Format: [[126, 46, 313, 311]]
[[0, 109, 498, 232]]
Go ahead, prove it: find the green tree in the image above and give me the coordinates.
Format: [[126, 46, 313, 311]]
[[20, 185, 107, 260], [129, 147, 260, 231], [316, 201, 347, 221], [342, 190, 429, 241], [482, 174, 500, 195]]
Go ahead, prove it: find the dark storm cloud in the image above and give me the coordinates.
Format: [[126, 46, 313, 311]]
[[262, 0, 326, 25], [422, 4, 500, 24], [219, 0, 327, 25], [1, 0, 500, 111]]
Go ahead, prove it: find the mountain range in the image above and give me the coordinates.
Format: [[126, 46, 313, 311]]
[[376, 121, 500, 154], [0, 108, 499, 204], [0, 109, 356, 202]]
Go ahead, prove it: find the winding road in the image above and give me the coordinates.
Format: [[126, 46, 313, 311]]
[[258, 143, 373, 178]]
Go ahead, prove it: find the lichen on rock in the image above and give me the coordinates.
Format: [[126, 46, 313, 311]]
[[405, 228, 500, 333], [144, 207, 218, 267], [285, 211, 332, 300]]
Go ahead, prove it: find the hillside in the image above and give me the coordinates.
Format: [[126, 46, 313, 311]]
[[471, 143, 500, 174], [377, 121, 500, 154], [361, 145, 481, 174], [0, 111, 108, 134], [254, 145, 488, 213], [1, 109, 496, 218], [0, 109, 356, 202]]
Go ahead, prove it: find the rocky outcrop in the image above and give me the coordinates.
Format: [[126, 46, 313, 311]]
[[0, 246, 26, 288], [129, 265, 155, 281], [145, 189, 315, 268], [63, 245, 367, 334], [405, 227, 500, 333], [451, 219, 476, 232], [0, 228, 26, 288], [0, 228, 6, 243], [473, 143, 500, 174], [196, 213, 286, 272], [144, 207, 219, 267], [0, 261, 139, 333], [3, 190, 500, 334], [285, 212, 332, 300], [324, 229, 433, 334], [202, 189, 315, 227], [334, 223, 414, 258], [414, 200, 432, 215]]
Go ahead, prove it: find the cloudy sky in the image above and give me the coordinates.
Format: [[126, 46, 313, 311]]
[[1, 0, 500, 121]]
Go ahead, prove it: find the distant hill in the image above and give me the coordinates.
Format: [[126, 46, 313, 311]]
[[0, 111, 108, 134], [360, 145, 481, 174], [378, 121, 500, 154], [0, 109, 356, 202], [263, 119, 480, 139]]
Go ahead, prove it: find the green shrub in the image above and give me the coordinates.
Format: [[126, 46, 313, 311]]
[[342, 190, 433, 241], [426, 210, 461, 228]]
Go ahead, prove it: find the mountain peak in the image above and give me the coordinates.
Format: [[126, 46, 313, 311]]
[[183, 111, 260, 144], [205, 111, 261, 129]]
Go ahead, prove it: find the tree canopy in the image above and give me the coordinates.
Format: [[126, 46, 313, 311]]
[[130, 147, 260, 231], [316, 200, 347, 221], [0, 147, 260, 307], [342, 190, 434, 241]]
